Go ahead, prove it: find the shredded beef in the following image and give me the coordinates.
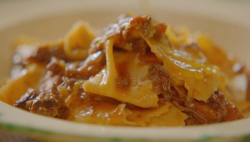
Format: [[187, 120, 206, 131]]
[[89, 15, 152, 54], [129, 15, 151, 36], [14, 85, 67, 118], [153, 23, 167, 40], [27, 42, 66, 64], [149, 65, 171, 103], [14, 89, 38, 109], [46, 57, 66, 75], [64, 50, 105, 79], [148, 64, 243, 125], [58, 77, 79, 92], [131, 39, 148, 54]]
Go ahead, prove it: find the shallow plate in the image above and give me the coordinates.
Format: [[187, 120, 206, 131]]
[[0, 0, 250, 142]]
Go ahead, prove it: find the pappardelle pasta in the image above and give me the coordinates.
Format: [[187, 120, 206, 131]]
[[1, 14, 250, 126]]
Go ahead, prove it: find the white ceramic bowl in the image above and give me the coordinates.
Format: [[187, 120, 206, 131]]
[[0, 0, 250, 142]]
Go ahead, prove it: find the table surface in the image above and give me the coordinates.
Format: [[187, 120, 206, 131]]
[[0, 130, 39, 142]]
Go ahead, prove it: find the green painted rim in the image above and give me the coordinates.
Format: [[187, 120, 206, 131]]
[[0, 121, 153, 142], [0, 121, 97, 142], [0, 121, 247, 142]]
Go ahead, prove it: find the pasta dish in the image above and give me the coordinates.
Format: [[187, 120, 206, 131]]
[[0, 14, 250, 126]]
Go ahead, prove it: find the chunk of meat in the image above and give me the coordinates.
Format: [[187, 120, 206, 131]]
[[131, 39, 148, 54], [14, 89, 38, 109], [149, 65, 171, 101], [89, 15, 152, 54], [222, 102, 244, 121], [64, 50, 105, 79], [129, 15, 151, 36], [153, 23, 167, 40], [27, 41, 67, 64], [46, 57, 66, 75], [14, 85, 68, 118]]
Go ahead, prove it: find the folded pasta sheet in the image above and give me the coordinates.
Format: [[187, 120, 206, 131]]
[[1, 14, 250, 126]]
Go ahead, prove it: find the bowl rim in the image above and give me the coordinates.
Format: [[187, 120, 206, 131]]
[[0, 101, 250, 141]]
